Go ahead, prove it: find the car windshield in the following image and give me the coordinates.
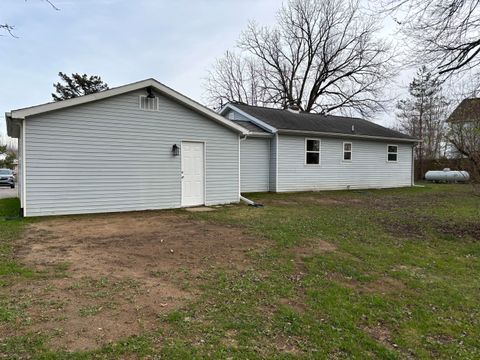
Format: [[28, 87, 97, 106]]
[[0, 169, 12, 175]]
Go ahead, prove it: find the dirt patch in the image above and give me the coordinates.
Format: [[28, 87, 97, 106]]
[[19, 211, 258, 279], [4, 210, 261, 351], [272, 334, 303, 355], [268, 195, 364, 207], [362, 324, 396, 348], [437, 221, 480, 241], [362, 277, 406, 294], [289, 239, 337, 280], [378, 217, 427, 239], [278, 297, 306, 314], [327, 273, 405, 295], [292, 239, 337, 258], [306, 196, 364, 206]]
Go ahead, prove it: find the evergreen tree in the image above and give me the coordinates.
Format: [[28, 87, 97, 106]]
[[0, 145, 16, 169], [396, 66, 449, 176], [52, 73, 109, 101]]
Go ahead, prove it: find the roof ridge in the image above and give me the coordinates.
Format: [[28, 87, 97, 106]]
[[233, 102, 365, 121]]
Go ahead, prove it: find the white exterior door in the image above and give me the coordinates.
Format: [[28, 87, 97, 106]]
[[181, 142, 205, 207]]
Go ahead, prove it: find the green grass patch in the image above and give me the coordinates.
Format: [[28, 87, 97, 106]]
[[1, 185, 480, 358]]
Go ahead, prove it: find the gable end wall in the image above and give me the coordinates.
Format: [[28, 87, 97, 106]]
[[24, 90, 239, 216]]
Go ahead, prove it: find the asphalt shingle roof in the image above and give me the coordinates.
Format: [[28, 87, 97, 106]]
[[233, 103, 416, 141], [447, 98, 480, 122]]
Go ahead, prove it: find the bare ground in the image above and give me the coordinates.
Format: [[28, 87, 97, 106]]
[[2, 210, 261, 351]]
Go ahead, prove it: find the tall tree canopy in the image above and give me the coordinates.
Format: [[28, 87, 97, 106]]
[[52, 72, 109, 101], [205, 0, 395, 116], [396, 66, 449, 174], [385, 0, 480, 77]]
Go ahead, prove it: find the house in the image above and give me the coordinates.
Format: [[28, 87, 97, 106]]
[[447, 98, 480, 123], [6, 78, 418, 217], [6, 79, 246, 217], [446, 98, 480, 168], [220, 103, 418, 193]]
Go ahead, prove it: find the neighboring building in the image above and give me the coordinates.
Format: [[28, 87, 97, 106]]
[[220, 103, 419, 193], [447, 98, 480, 124], [6, 78, 418, 217], [446, 98, 480, 171]]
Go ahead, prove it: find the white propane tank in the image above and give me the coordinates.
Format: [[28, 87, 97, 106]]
[[425, 168, 470, 183]]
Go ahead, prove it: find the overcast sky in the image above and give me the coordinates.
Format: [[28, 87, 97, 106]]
[[0, 0, 413, 139]]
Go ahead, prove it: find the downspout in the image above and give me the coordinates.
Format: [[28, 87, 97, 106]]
[[239, 134, 264, 208], [411, 143, 415, 186], [411, 143, 425, 188]]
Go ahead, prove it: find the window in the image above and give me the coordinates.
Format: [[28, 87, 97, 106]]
[[343, 142, 352, 161], [228, 111, 235, 120], [305, 138, 320, 165], [139, 95, 159, 111], [387, 145, 398, 162]]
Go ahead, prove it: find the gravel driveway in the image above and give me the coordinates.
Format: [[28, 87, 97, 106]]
[[0, 187, 18, 199]]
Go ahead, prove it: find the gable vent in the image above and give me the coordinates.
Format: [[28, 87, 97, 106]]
[[139, 95, 159, 111]]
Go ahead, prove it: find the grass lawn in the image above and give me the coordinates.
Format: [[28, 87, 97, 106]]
[[0, 184, 479, 359]]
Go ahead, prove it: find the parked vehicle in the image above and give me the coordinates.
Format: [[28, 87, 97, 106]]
[[0, 168, 15, 188]]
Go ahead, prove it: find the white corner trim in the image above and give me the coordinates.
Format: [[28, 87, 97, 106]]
[[22, 119, 27, 215], [275, 133, 279, 192], [9, 79, 247, 135], [238, 136, 243, 198], [221, 104, 277, 134]]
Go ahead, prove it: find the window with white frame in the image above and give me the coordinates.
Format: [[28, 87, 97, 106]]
[[305, 138, 320, 165], [228, 111, 235, 120], [139, 95, 159, 111], [343, 142, 352, 161], [387, 145, 398, 162]]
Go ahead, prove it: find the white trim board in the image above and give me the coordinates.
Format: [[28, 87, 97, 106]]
[[22, 120, 26, 215], [180, 140, 206, 207], [219, 104, 278, 134], [278, 129, 420, 143]]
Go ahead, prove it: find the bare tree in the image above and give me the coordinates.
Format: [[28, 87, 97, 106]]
[[206, 0, 395, 115], [205, 51, 269, 108], [0, 24, 16, 37], [449, 122, 480, 175], [384, 0, 480, 77], [1, 0, 59, 37]]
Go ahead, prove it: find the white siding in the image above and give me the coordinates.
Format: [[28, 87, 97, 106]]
[[24, 90, 239, 216], [240, 138, 270, 192], [225, 109, 249, 121], [277, 135, 413, 191]]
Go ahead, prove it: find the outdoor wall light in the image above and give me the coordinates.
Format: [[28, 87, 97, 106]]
[[146, 87, 155, 99], [172, 144, 180, 156]]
